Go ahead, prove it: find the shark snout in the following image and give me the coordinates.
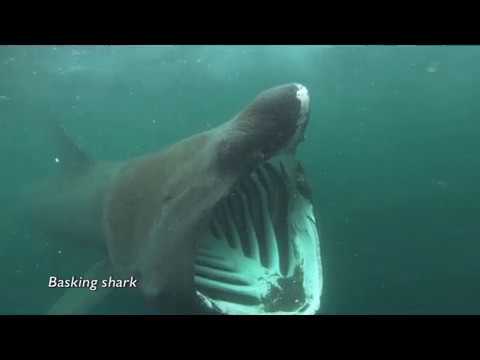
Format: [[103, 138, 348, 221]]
[[217, 83, 311, 173], [239, 82, 311, 155]]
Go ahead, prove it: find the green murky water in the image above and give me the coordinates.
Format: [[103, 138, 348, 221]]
[[1, 45, 479, 314]]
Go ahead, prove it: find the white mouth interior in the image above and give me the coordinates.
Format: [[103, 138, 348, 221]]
[[194, 155, 323, 315]]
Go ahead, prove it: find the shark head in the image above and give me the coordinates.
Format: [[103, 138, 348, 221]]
[[190, 84, 322, 315], [108, 84, 320, 314], [216, 83, 311, 176]]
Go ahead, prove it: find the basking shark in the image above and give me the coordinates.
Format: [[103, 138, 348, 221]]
[[26, 83, 323, 315]]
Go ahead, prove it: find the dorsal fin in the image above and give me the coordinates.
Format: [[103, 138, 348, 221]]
[[50, 121, 94, 175]]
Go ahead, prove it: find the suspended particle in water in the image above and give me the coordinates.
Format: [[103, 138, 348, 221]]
[[3, 57, 15, 65], [54, 157, 60, 163], [432, 179, 448, 189], [426, 61, 440, 73]]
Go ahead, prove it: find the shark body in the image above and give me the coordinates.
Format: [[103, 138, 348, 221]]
[[24, 83, 322, 314]]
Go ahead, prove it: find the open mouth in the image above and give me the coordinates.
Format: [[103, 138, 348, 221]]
[[194, 154, 323, 315]]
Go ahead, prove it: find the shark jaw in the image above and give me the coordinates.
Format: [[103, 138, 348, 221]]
[[193, 153, 323, 315]]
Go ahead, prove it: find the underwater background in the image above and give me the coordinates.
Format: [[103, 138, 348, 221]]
[[0, 45, 479, 315]]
